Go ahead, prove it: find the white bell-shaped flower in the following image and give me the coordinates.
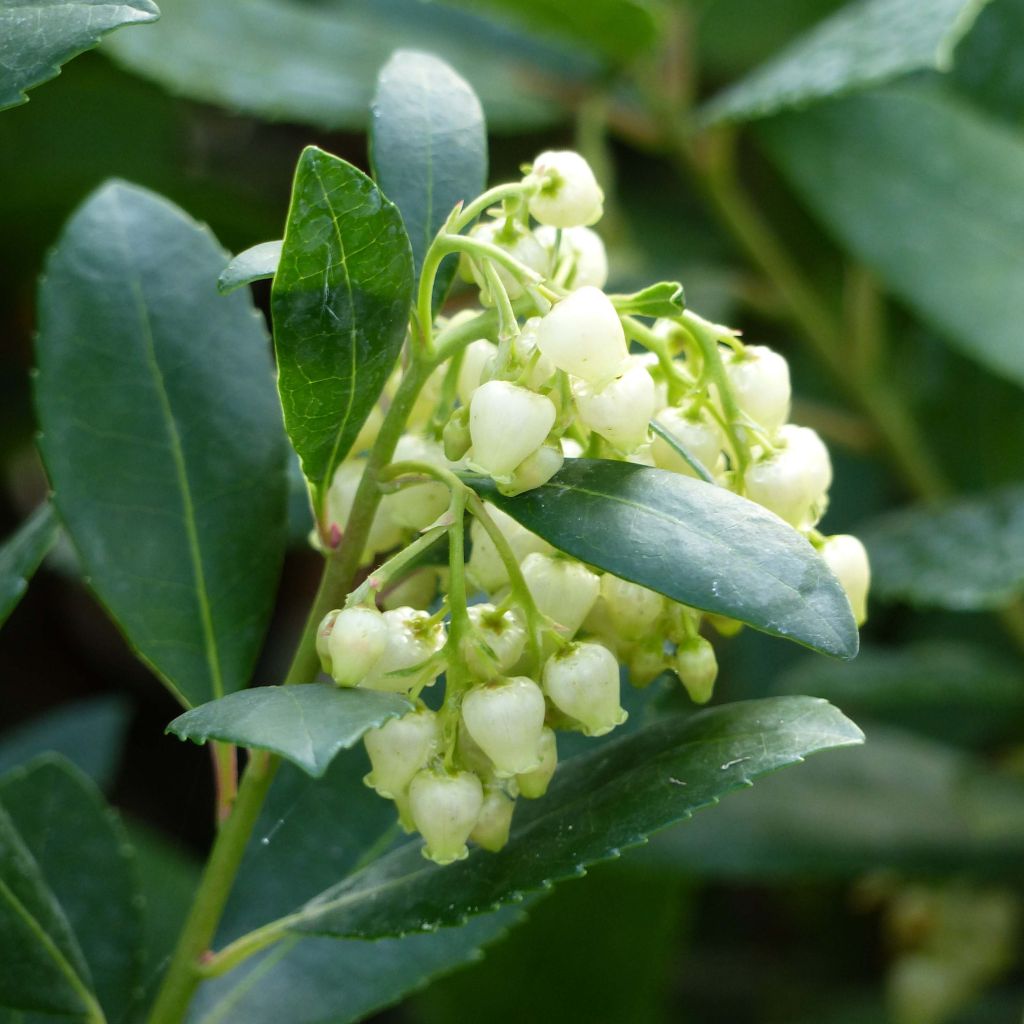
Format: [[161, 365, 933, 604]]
[[527, 150, 604, 228], [363, 709, 440, 799], [745, 425, 832, 530], [535, 287, 628, 387], [470, 787, 516, 852], [536, 225, 608, 290], [461, 676, 547, 777], [651, 405, 725, 478], [516, 727, 558, 799], [325, 606, 389, 686], [316, 609, 339, 675], [326, 460, 404, 562], [520, 553, 600, 637], [468, 505, 553, 593], [457, 338, 498, 408], [409, 769, 484, 865], [725, 345, 791, 436], [623, 638, 668, 688], [387, 434, 452, 531], [573, 363, 655, 453], [469, 380, 556, 480], [674, 637, 718, 704], [543, 641, 627, 737], [600, 574, 666, 641], [504, 443, 563, 496], [465, 604, 528, 677], [360, 607, 446, 692], [820, 534, 871, 625], [466, 219, 549, 303], [513, 317, 557, 390]]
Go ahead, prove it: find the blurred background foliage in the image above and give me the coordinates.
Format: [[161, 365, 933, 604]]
[[3, 0, 1024, 1021]]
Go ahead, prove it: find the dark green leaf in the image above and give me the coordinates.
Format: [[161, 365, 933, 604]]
[[701, 0, 991, 123], [635, 725, 1024, 879], [288, 696, 861, 938], [952, 0, 1024, 126], [168, 684, 412, 777], [0, 757, 143, 1021], [610, 281, 685, 318], [0, 503, 58, 628], [776, 642, 1024, 748], [0, 804, 95, 1015], [217, 239, 281, 294], [104, 0, 586, 132], [370, 50, 486, 305], [35, 181, 287, 708], [469, 458, 859, 659], [859, 484, 1024, 610], [0, 0, 159, 111], [272, 147, 414, 519], [760, 84, 1024, 387], [0, 696, 131, 790]]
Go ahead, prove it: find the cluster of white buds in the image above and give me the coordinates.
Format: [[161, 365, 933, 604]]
[[313, 149, 869, 866]]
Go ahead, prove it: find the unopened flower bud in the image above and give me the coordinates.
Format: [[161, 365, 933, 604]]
[[573, 364, 655, 454], [470, 380, 556, 480], [316, 609, 339, 674], [457, 338, 498, 407], [409, 769, 484, 865], [820, 534, 870, 625], [745, 425, 832, 530], [388, 434, 451, 531], [361, 607, 446, 692], [527, 150, 604, 228], [535, 287, 628, 387], [325, 605, 389, 686], [536, 225, 608, 290], [516, 727, 558, 799], [674, 636, 718, 704], [462, 676, 547, 777], [465, 219, 549, 304], [542, 642, 627, 737], [600, 574, 666, 640], [327, 460, 404, 563], [623, 639, 668, 688], [470, 787, 516, 852], [503, 443, 563, 496], [363, 709, 440, 798], [465, 604, 528, 677], [521, 553, 600, 637], [467, 505, 552, 593], [725, 345, 791, 436], [651, 406, 724, 478]]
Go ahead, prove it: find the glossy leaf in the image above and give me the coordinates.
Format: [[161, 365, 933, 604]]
[[104, 0, 587, 132], [35, 181, 287, 708], [953, 0, 1024, 126], [0, 804, 95, 1015], [0, 0, 159, 111], [217, 240, 281, 294], [760, 85, 1024, 388], [272, 147, 414, 519], [0, 757, 143, 1021], [610, 281, 685, 318], [701, 0, 990, 123], [469, 459, 859, 659], [370, 50, 486, 305], [287, 696, 861, 939], [168, 684, 412, 777], [859, 484, 1024, 610], [0, 503, 58, 628]]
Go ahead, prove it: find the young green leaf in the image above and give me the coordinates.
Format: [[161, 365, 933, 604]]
[[371, 50, 486, 306], [168, 684, 412, 777], [609, 281, 685, 318], [272, 146, 414, 521], [700, 0, 991, 124], [0, 756, 144, 1022], [760, 85, 1024, 388], [859, 484, 1024, 610], [469, 459, 859, 659], [0, 503, 58, 628], [35, 181, 287, 708], [0, 0, 159, 111], [285, 696, 861, 939], [218, 239, 282, 294]]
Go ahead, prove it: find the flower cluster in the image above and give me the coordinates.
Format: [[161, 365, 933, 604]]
[[315, 150, 870, 865]]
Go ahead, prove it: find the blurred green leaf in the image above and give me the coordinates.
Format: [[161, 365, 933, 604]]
[[952, 0, 1024, 126], [217, 240, 281, 294], [777, 642, 1024, 747], [287, 697, 861, 939], [371, 50, 486, 305], [104, 0, 586, 132], [761, 84, 1024, 388], [469, 459, 859, 659], [272, 147, 413, 521], [0, 0, 159, 111], [168, 685, 412, 777], [0, 503, 58, 628], [35, 181, 287, 708], [859, 485, 1024, 610], [0, 696, 131, 790], [701, 0, 991, 123], [0, 757, 143, 1022]]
